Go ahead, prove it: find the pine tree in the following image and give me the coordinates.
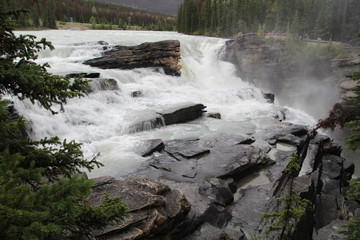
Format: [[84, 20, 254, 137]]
[[0, 8, 128, 240]]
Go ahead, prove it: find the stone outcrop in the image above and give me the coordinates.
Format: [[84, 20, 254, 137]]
[[89, 177, 190, 239], [84, 40, 181, 76], [118, 122, 359, 240]]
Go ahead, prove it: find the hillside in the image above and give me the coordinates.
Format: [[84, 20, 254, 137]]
[[4, 0, 176, 31], [177, 0, 360, 42], [96, 0, 183, 15]]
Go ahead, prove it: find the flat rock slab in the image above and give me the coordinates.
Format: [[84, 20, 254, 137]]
[[84, 40, 181, 76], [134, 136, 274, 183]]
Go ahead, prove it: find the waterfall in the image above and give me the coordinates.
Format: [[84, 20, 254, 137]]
[[13, 30, 316, 179]]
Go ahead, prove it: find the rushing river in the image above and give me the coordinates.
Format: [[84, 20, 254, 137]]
[[13, 30, 316, 178]]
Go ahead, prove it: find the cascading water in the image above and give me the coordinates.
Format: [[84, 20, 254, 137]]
[[13, 30, 316, 178]]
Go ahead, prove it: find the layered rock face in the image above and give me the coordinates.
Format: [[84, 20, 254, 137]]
[[89, 177, 190, 239], [84, 40, 181, 76], [92, 121, 357, 239]]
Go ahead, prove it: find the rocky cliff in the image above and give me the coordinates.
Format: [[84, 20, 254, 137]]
[[222, 35, 360, 118], [91, 121, 358, 239]]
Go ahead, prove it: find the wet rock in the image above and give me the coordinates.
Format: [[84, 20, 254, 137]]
[[230, 184, 271, 238], [158, 103, 206, 125], [199, 178, 234, 206], [343, 160, 355, 184], [322, 155, 343, 179], [128, 116, 164, 133], [199, 133, 255, 148], [263, 92, 275, 103], [164, 138, 209, 159], [88, 78, 119, 92], [89, 177, 191, 239], [131, 90, 143, 98], [64, 71, 101, 78], [323, 141, 342, 156], [277, 133, 305, 146], [139, 139, 165, 157], [84, 40, 181, 76], [201, 203, 232, 228], [126, 122, 353, 239]]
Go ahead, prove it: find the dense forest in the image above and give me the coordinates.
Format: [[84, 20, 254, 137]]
[[96, 0, 183, 15], [177, 0, 360, 42], [0, 0, 176, 30]]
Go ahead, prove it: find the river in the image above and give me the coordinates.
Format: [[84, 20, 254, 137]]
[[13, 30, 316, 178]]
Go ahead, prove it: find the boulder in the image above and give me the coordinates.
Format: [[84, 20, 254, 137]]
[[158, 103, 206, 125], [84, 40, 181, 76], [263, 92, 275, 103], [131, 90, 143, 98], [89, 177, 191, 239]]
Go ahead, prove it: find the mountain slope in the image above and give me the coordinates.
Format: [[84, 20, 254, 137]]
[[96, 0, 183, 15]]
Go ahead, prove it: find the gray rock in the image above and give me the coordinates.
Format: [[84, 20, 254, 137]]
[[299, 144, 320, 176]]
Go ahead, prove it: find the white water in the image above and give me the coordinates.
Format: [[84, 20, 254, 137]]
[[13, 30, 316, 179]]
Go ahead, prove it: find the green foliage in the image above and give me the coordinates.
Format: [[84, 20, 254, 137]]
[[347, 178, 360, 201], [261, 153, 312, 239], [344, 65, 360, 151], [0, 8, 128, 240], [283, 37, 344, 62], [340, 178, 360, 240]]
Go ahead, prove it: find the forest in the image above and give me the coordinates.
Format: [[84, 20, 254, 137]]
[[177, 0, 360, 42], [1, 0, 176, 30]]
